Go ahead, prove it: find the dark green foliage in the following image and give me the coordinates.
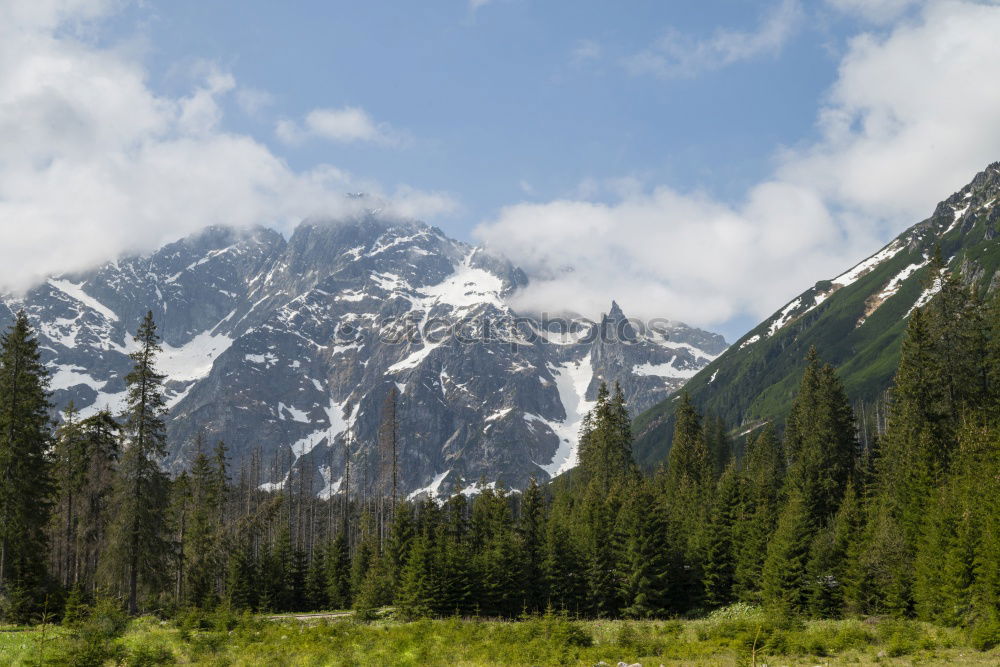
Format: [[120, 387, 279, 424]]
[[660, 392, 713, 609], [518, 479, 546, 611], [104, 312, 171, 614], [733, 425, 784, 604], [619, 482, 671, 618], [633, 164, 1000, 470], [542, 500, 586, 614], [2, 254, 998, 629], [702, 463, 743, 608], [806, 482, 860, 617], [224, 541, 256, 610], [305, 547, 327, 611], [0, 311, 55, 604], [582, 487, 621, 618], [325, 531, 351, 609], [51, 407, 119, 596], [761, 489, 812, 613], [181, 437, 227, 607], [783, 349, 857, 526], [578, 382, 637, 492]]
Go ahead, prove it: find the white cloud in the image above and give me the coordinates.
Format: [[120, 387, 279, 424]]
[[476, 182, 877, 327], [276, 106, 398, 146], [781, 0, 1000, 225], [571, 39, 603, 65], [625, 0, 803, 79], [477, 0, 1000, 329], [469, 0, 493, 11], [235, 87, 274, 117], [825, 0, 922, 24], [0, 3, 455, 294]]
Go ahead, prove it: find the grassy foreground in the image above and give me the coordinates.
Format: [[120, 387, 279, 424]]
[[1, 604, 999, 666]]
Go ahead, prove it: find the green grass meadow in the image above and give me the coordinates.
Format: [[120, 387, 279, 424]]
[[2, 604, 999, 666]]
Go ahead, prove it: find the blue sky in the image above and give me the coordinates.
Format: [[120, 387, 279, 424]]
[[4, 0, 1000, 341], [120, 0, 841, 226]]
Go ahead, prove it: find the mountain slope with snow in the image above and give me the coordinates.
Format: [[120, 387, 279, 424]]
[[0, 215, 726, 496], [633, 161, 1000, 468]]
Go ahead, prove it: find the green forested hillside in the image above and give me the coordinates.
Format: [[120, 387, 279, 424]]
[[634, 161, 1000, 468]]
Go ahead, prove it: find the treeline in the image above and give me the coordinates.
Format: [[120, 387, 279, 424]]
[[0, 258, 998, 629]]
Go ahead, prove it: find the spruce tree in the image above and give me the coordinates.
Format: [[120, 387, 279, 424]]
[[397, 531, 436, 618], [783, 348, 857, 526], [761, 488, 812, 613], [325, 531, 352, 609], [542, 497, 586, 614], [384, 502, 415, 594], [436, 509, 473, 616], [518, 478, 546, 612], [0, 311, 54, 604], [763, 350, 857, 612], [703, 462, 743, 608], [806, 482, 861, 617], [578, 382, 637, 493], [661, 392, 713, 610], [620, 481, 671, 618], [733, 425, 784, 603], [71, 410, 119, 595], [859, 309, 942, 615], [185, 438, 225, 607], [225, 540, 257, 610], [471, 485, 522, 617], [51, 402, 87, 589], [105, 311, 172, 614]]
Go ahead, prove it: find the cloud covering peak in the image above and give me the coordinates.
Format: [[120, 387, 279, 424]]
[[476, 0, 1000, 330], [0, 1, 455, 294]]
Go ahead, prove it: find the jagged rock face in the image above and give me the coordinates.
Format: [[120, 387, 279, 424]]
[[0, 215, 726, 496]]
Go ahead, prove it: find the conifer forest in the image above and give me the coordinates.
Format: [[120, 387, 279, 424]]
[[0, 258, 998, 665]]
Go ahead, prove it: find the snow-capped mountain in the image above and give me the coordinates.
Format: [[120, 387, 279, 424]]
[[633, 161, 1000, 468], [0, 216, 726, 496]]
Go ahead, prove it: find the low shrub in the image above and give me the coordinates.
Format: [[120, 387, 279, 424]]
[[969, 617, 1000, 651]]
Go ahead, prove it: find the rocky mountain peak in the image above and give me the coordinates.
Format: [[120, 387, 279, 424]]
[[1, 215, 726, 497]]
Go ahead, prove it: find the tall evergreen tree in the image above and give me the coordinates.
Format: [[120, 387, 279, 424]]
[[105, 311, 172, 614], [703, 463, 744, 608], [0, 311, 54, 605], [783, 348, 857, 526], [325, 531, 352, 609], [518, 479, 546, 612], [620, 481, 671, 618], [858, 309, 943, 615], [578, 382, 637, 492], [761, 488, 812, 613], [542, 496, 586, 614], [184, 437, 226, 607], [51, 402, 86, 589], [806, 482, 861, 617], [70, 411, 119, 595], [661, 392, 713, 609], [734, 425, 784, 603]]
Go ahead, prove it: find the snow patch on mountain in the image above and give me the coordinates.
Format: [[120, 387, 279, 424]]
[[907, 276, 943, 317], [537, 357, 595, 478], [832, 241, 904, 289], [633, 358, 700, 380], [407, 469, 451, 500], [159, 331, 233, 384], [50, 364, 101, 392], [767, 297, 803, 336], [47, 279, 119, 322]]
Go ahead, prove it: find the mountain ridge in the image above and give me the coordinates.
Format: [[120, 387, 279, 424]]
[[633, 161, 1000, 467], [0, 215, 726, 496]]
